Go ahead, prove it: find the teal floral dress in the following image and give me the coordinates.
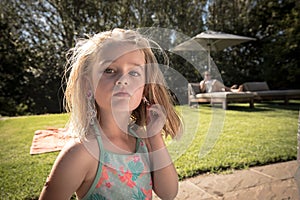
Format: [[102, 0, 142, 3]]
[[82, 128, 152, 200]]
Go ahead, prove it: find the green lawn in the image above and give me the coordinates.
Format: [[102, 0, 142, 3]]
[[0, 102, 299, 199], [174, 102, 298, 179]]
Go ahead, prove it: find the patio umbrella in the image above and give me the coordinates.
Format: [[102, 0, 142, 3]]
[[172, 30, 256, 71]]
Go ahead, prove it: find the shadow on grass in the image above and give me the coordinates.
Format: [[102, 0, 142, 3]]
[[190, 100, 300, 112], [226, 101, 300, 112]]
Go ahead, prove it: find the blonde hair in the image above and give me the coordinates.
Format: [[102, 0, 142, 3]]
[[64, 28, 182, 139]]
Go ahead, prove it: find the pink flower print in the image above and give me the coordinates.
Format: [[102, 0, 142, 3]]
[[105, 182, 112, 188], [140, 140, 144, 146], [133, 155, 140, 163], [119, 167, 136, 188]]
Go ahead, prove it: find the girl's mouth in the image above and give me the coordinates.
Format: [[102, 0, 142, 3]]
[[113, 91, 131, 97]]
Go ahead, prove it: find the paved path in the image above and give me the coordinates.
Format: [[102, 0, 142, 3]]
[[154, 160, 300, 200]]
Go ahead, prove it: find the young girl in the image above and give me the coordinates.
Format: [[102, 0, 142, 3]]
[[39, 28, 182, 200]]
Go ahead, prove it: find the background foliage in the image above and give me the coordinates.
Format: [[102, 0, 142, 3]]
[[1, 0, 299, 116]]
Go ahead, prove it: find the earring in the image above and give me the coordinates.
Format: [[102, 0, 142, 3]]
[[143, 96, 150, 106], [87, 90, 97, 125]]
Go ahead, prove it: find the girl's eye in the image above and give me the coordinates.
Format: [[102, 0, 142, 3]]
[[129, 71, 141, 77], [104, 68, 115, 74]]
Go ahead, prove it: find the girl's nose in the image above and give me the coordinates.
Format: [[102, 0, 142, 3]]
[[116, 80, 128, 85], [116, 75, 128, 86]]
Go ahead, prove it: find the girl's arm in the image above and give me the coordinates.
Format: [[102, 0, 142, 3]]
[[39, 140, 93, 200], [145, 104, 179, 199], [147, 134, 178, 200]]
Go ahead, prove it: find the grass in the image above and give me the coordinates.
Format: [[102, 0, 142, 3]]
[[0, 114, 68, 199], [174, 102, 298, 179], [0, 101, 299, 199]]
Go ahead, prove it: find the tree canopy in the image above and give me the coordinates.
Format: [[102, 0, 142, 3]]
[[1, 0, 299, 116]]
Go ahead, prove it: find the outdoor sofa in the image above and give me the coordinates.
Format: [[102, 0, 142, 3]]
[[188, 81, 300, 109], [242, 82, 300, 104], [188, 83, 254, 109]]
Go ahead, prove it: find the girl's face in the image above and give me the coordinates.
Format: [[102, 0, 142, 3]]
[[94, 49, 146, 113]]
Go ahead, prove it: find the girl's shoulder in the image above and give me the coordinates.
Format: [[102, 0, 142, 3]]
[[54, 138, 100, 185], [39, 138, 99, 199], [61, 137, 100, 162]]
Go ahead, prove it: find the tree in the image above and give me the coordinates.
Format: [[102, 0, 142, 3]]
[[248, 0, 300, 89], [207, 0, 300, 89], [2, 0, 299, 116], [0, 1, 35, 115], [1, 0, 208, 115]]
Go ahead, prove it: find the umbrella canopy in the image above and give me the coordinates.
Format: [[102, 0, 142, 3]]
[[172, 30, 256, 70]]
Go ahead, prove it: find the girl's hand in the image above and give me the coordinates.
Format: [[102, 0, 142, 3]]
[[146, 104, 166, 138]]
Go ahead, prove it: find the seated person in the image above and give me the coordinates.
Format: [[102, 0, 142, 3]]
[[200, 71, 243, 93]]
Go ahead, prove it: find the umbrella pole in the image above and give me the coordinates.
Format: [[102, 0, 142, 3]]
[[208, 50, 211, 72], [208, 43, 211, 72]]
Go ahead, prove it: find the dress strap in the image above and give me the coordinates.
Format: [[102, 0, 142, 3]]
[[81, 124, 105, 200], [92, 124, 105, 160]]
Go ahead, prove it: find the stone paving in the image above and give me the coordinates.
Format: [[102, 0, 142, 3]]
[[154, 160, 300, 200]]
